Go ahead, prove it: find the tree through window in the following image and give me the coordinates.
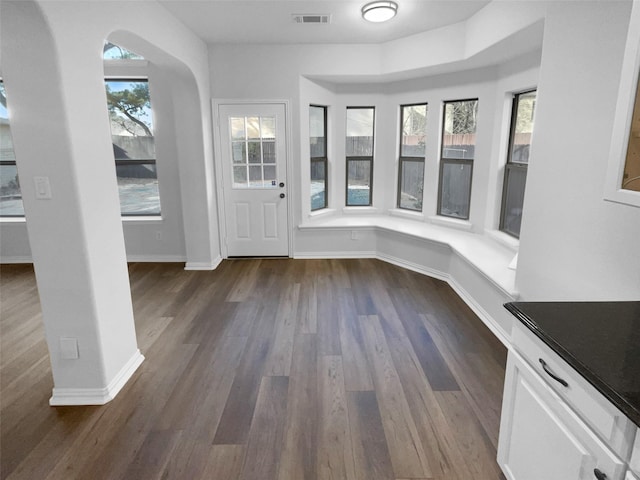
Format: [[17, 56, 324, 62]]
[[105, 79, 161, 216]]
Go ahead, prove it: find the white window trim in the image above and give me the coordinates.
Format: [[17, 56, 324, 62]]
[[604, 0, 640, 208]]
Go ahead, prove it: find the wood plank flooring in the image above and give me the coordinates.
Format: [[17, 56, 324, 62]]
[[0, 259, 507, 480]]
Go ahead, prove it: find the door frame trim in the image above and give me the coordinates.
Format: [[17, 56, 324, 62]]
[[212, 99, 293, 258]]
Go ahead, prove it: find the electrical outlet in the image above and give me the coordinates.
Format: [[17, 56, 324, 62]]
[[59, 337, 79, 360], [155, 231, 162, 241], [351, 230, 358, 240]]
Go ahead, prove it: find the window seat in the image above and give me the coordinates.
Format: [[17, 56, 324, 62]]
[[297, 214, 519, 344]]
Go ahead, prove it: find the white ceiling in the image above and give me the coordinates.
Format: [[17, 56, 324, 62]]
[[158, 0, 492, 45]]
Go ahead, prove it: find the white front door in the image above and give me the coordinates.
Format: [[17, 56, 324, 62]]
[[218, 103, 289, 257]]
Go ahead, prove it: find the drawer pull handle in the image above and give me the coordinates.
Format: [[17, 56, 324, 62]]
[[593, 468, 607, 479], [539, 358, 569, 387]]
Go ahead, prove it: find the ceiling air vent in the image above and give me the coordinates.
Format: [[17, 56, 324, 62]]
[[292, 14, 331, 24]]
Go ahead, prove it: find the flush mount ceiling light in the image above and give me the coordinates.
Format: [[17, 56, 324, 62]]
[[361, 1, 398, 23]]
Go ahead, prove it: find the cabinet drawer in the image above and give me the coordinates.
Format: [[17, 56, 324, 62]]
[[499, 350, 626, 480], [512, 322, 636, 458]]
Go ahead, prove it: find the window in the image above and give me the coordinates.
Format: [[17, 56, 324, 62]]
[[103, 43, 144, 60], [438, 99, 478, 219], [622, 75, 640, 193], [500, 90, 536, 238], [105, 79, 161, 216], [398, 103, 427, 211], [346, 107, 375, 206], [230, 115, 277, 188], [0, 80, 23, 217], [310, 105, 327, 210]]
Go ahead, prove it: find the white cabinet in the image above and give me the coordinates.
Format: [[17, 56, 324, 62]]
[[498, 350, 626, 480], [511, 324, 635, 457]]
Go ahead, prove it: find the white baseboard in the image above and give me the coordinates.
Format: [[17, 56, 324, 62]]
[[49, 350, 145, 406], [126, 255, 186, 263], [293, 251, 377, 259], [447, 277, 510, 347], [376, 251, 449, 283], [184, 256, 223, 271], [0, 256, 33, 264]]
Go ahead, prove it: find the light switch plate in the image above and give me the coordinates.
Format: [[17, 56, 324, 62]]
[[34, 176, 52, 199]]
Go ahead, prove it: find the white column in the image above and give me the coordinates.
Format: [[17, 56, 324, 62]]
[[1, 1, 143, 405]]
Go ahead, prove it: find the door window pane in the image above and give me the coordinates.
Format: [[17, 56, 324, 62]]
[[232, 142, 246, 163], [264, 165, 276, 182], [442, 100, 478, 159], [233, 166, 247, 187], [346, 108, 374, 156], [439, 161, 472, 219], [248, 142, 261, 163], [231, 117, 246, 140], [347, 159, 371, 206], [249, 165, 262, 184], [401, 104, 427, 157], [261, 117, 275, 139], [263, 141, 275, 164], [247, 117, 260, 139], [399, 160, 424, 211]]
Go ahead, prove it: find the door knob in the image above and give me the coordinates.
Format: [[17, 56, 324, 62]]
[[594, 469, 607, 480], [280, 193, 285, 199], [279, 182, 285, 188]]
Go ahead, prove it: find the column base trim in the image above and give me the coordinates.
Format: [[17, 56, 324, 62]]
[[184, 256, 223, 271], [49, 350, 145, 406]]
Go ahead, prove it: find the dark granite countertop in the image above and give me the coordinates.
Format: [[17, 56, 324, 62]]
[[505, 301, 640, 428]]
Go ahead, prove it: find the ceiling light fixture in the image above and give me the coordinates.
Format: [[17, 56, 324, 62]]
[[361, 1, 398, 23]]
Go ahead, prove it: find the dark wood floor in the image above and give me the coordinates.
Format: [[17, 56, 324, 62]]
[[1, 258, 507, 480]]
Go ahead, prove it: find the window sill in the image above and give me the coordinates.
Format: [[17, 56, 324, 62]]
[[485, 229, 519, 253], [428, 215, 473, 232], [0, 217, 26, 223], [122, 216, 163, 224], [308, 208, 336, 219], [342, 206, 379, 215], [389, 208, 425, 221]]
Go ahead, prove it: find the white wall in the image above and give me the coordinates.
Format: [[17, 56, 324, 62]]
[[517, 1, 640, 300]]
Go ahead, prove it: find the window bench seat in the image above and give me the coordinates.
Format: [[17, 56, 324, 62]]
[[296, 214, 519, 345]]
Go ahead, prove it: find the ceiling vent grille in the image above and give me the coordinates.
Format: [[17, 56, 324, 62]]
[[292, 14, 331, 24]]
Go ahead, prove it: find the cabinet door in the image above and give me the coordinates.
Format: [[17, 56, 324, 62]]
[[498, 351, 625, 480]]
